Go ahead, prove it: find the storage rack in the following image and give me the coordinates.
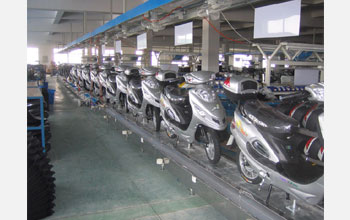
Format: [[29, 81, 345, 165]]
[[253, 42, 324, 86], [27, 86, 46, 152], [27, 80, 47, 89]]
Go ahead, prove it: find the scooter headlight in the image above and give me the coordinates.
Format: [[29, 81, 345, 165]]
[[194, 89, 216, 102]]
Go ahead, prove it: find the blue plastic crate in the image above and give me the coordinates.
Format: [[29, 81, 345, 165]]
[[48, 89, 56, 104]]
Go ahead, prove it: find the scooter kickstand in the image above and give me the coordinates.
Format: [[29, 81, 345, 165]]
[[188, 143, 192, 149], [286, 199, 299, 214], [265, 184, 273, 205]]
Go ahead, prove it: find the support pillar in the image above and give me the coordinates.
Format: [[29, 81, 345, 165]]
[[202, 18, 220, 72], [188, 45, 194, 72], [222, 43, 230, 71], [83, 12, 87, 34], [143, 31, 153, 67], [98, 44, 103, 65]]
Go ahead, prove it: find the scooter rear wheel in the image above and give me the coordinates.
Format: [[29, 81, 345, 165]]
[[237, 150, 262, 184]]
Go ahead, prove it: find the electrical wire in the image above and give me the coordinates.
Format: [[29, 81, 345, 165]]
[[142, 6, 183, 23], [141, 6, 247, 45], [220, 11, 253, 44], [203, 17, 245, 44]]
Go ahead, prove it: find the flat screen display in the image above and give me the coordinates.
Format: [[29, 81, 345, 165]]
[[115, 40, 121, 53], [137, 33, 147, 50], [254, 0, 301, 39], [175, 22, 193, 46]]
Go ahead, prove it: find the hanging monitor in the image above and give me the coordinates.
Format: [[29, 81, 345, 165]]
[[137, 33, 147, 50], [174, 22, 193, 46], [115, 40, 122, 53], [253, 0, 301, 39]]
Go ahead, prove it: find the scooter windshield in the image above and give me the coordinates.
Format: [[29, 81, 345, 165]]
[[263, 132, 323, 185]]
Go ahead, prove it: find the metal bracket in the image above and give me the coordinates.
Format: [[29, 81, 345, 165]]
[[122, 130, 133, 139], [188, 143, 192, 149], [286, 199, 300, 214], [156, 157, 170, 170], [188, 188, 195, 196]]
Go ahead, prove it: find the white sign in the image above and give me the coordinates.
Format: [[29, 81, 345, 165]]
[[175, 22, 193, 46], [115, 40, 122, 53], [137, 33, 147, 50], [294, 69, 319, 86], [253, 0, 301, 39], [102, 44, 106, 55]]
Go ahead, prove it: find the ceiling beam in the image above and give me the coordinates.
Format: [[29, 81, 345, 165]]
[[27, 0, 144, 14], [53, 11, 64, 24], [28, 20, 103, 33]]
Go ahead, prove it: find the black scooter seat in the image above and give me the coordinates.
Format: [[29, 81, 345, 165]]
[[243, 100, 299, 134], [164, 85, 189, 104]]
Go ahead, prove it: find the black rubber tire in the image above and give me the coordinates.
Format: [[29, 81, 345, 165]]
[[123, 94, 129, 113], [153, 107, 161, 132], [236, 149, 262, 184], [203, 127, 221, 164]]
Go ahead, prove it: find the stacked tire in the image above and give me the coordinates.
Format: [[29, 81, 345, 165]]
[[28, 98, 55, 220], [278, 100, 324, 162]]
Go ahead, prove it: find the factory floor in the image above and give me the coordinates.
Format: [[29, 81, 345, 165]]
[[44, 76, 227, 220]]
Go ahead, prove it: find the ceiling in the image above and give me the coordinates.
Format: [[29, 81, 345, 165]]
[[27, 0, 324, 49]]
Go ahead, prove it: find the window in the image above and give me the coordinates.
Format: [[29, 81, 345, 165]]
[[219, 54, 224, 62], [104, 49, 114, 56], [136, 57, 142, 66], [68, 49, 83, 64], [27, 47, 39, 64], [53, 48, 68, 64], [233, 54, 252, 68], [262, 57, 276, 68], [135, 50, 143, 55], [171, 61, 188, 66], [151, 51, 159, 67]]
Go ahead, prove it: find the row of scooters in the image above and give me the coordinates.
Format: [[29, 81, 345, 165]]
[[67, 63, 324, 207]]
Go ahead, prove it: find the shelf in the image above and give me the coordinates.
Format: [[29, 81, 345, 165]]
[[27, 87, 46, 151]]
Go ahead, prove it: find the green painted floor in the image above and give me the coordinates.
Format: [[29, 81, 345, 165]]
[[44, 76, 227, 220]]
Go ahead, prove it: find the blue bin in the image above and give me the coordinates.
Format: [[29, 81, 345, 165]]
[[48, 89, 56, 104], [43, 82, 48, 89]]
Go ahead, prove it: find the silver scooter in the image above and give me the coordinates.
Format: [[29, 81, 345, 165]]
[[278, 83, 324, 134], [98, 64, 112, 97], [81, 64, 91, 91], [160, 71, 227, 164], [68, 65, 77, 83], [90, 64, 101, 96], [115, 66, 139, 113], [98, 64, 118, 104], [77, 65, 85, 89], [142, 69, 179, 131], [127, 66, 164, 121], [224, 75, 323, 206]]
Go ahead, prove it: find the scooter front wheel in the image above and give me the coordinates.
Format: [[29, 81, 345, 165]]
[[121, 94, 129, 113], [237, 150, 262, 184], [203, 127, 221, 164], [153, 107, 161, 132]]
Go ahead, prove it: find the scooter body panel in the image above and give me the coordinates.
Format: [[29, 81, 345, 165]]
[[232, 109, 324, 205], [142, 77, 161, 108], [160, 88, 226, 143], [126, 83, 148, 117]]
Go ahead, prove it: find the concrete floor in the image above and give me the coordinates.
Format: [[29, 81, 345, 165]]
[[44, 76, 227, 220]]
